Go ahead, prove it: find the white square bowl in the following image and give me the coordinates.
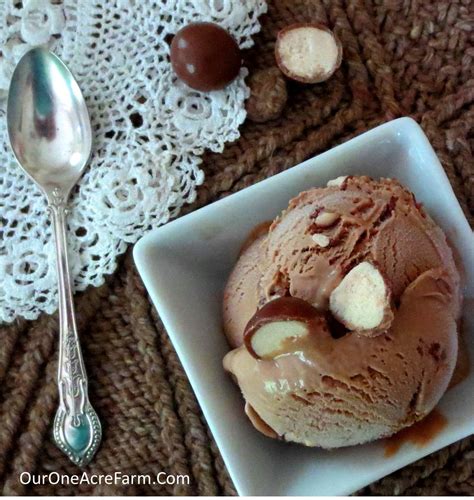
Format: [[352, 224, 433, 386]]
[[133, 118, 474, 496]]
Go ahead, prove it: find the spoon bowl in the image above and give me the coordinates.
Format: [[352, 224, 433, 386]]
[[7, 47, 92, 202]]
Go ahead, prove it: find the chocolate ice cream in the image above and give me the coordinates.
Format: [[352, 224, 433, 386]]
[[222, 176, 461, 448]]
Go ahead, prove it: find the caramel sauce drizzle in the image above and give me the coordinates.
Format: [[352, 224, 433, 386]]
[[384, 409, 447, 457]]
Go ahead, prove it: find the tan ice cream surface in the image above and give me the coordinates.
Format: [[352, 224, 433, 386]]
[[223, 222, 270, 349], [222, 176, 461, 448]]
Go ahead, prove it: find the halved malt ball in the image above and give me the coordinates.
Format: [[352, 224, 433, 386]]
[[329, 262, 394, 337], [243, 296, 328, 360], [275, 23, 342, 84]]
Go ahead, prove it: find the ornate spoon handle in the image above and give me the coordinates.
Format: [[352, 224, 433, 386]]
[[50, 201, 101, 467]]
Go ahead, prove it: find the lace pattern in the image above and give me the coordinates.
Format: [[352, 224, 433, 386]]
[[0, 0, 267, 322]]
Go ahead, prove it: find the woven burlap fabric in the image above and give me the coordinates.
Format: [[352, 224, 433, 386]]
[[1, 0, 473, 495]]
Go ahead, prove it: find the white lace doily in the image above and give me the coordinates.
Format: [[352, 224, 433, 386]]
[[0, 0, 267, 322]]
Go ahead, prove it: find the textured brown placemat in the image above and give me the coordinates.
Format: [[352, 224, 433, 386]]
[[1, 0, 473, 495]]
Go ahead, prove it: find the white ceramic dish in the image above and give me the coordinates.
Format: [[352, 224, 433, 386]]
[[134, 118, 474, 496]]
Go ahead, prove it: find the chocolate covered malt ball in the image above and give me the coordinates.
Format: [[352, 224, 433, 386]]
[[170, 22, 241, 91]]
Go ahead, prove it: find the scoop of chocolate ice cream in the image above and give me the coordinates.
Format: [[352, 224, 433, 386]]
[[222, 176, 461, 448]]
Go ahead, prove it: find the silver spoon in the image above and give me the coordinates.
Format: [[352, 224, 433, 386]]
[[7, 47, 101, 466]]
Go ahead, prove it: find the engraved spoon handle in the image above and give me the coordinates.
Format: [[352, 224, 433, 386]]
[[50, 202, 101, 467]]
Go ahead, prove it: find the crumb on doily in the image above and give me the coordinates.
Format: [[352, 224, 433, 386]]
[[245, 67, 288, 123]]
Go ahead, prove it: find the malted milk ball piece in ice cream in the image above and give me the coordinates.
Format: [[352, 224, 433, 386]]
[[243, 297, 329, 360]]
